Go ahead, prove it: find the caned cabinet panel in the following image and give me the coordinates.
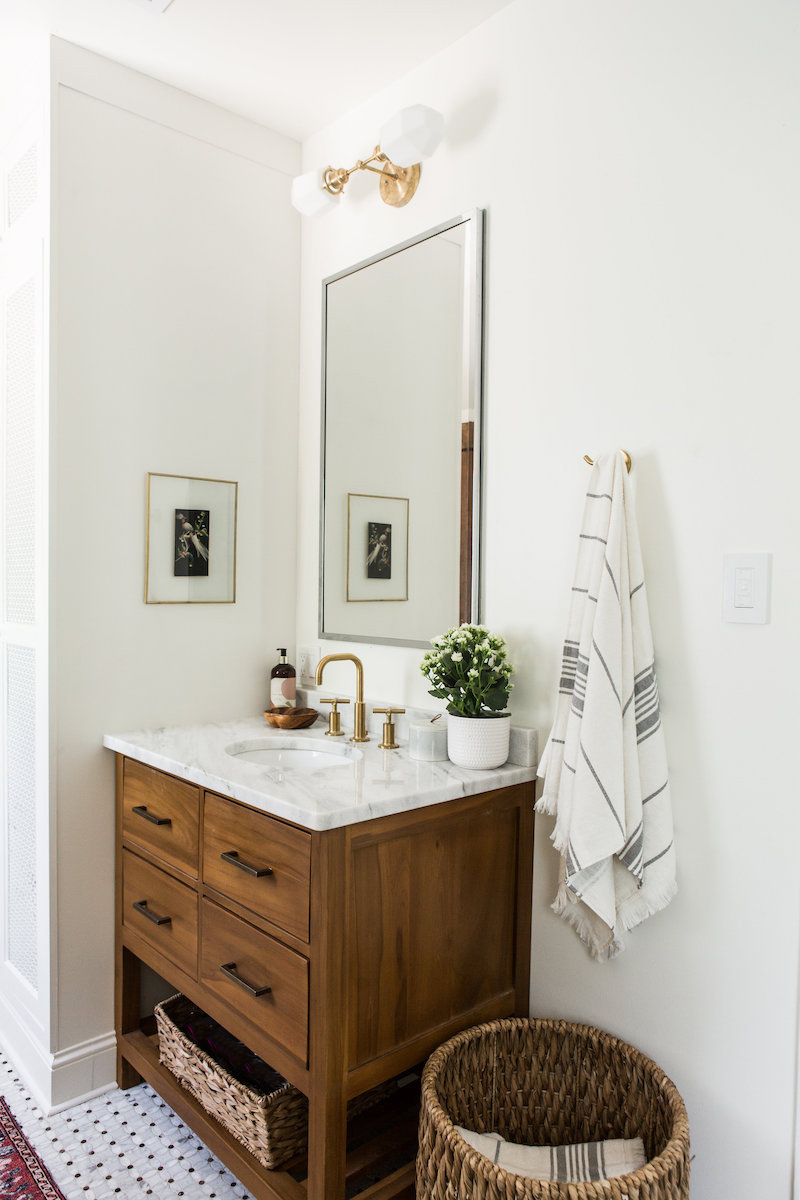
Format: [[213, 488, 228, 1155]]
[[348, 804, 519, 1068], [202, 793, 311, 941], [199, 899, 308, 1065], [122, 759, 199, 877], [122, 848, 198, 978]]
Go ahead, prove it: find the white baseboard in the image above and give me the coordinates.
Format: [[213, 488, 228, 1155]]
[[0, 993, 117, 1113], [49, 1031, 118, 1112]]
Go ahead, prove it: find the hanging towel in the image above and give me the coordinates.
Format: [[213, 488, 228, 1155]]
[[537, 452, 676, 959]]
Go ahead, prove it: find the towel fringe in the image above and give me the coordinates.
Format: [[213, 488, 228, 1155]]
[[551, 884, 624, 962], [534, 792, 571, 853], [550, 826, 570, 855], [617, 878, 678, 933], [534, 790, 557, 818]]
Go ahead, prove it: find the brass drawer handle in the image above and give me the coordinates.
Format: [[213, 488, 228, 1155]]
[[132, 805, 172, 827], [220, 850, 273, 878], [219, 962, 271, 997], [132, 899, 172, 926]]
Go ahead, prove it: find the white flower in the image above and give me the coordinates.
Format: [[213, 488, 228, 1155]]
[[451, 651, 463, 662]]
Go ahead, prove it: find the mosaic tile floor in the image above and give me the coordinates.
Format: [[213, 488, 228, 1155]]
[[0, 1049, 255, 1200]]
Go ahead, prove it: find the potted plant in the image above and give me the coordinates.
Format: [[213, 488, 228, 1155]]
[[420, 624, 514, 769]]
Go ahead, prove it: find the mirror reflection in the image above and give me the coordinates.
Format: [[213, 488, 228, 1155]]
[[320, 210, 484, 648]]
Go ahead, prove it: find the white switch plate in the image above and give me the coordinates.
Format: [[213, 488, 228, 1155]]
[[297, 645, 318, 688], [723, 554, 770, 623]]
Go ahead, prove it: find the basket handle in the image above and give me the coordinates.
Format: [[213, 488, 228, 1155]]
[[220, 962, 272, 998]]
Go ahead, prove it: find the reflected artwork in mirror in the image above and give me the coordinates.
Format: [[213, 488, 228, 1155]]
[[320, 209, 484, 648]]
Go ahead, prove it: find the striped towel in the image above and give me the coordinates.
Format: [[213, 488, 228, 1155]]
[[454, 1128, 646, 1181], [537, 452, 676, 959]]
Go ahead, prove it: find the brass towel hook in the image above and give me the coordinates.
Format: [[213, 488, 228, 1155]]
[[584, 450, 632, 473]]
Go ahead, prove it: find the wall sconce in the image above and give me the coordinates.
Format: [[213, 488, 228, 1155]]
[[290, 105, 444, 217]]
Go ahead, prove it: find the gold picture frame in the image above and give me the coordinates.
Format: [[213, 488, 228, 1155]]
[[346, 493, 409, 603], [145, 472, 238, 604]]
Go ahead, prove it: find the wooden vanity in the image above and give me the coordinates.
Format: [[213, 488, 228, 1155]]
[[114, 749, 534, 1200]]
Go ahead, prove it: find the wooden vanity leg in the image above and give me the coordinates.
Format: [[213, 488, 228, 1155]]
[[307, 1090, 347, 1200], [114, 755, 141, 1089], [115, 946, 142, 1089], [307, 826, 349, 1200]]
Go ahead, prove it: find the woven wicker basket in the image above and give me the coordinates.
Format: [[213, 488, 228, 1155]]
[[416, 1017, 690, 1200], [155, 994, 307, 1170]]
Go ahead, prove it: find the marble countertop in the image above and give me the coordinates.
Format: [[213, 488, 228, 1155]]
[[103, 715, 537, 831]]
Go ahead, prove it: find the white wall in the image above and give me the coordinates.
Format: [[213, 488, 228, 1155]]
[[46, 40, 300, 1103], [295, 3, 800, 1196]]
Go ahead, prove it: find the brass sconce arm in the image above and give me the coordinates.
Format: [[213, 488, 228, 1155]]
[[322, 147, 417, 207], [290, 105, 443, 216], [322, 147, 396, 194]]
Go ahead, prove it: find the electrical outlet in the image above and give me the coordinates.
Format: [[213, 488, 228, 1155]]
[[297, 646, 317, 688]]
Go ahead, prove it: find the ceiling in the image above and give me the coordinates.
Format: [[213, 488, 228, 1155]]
[[3, 0, 513, 142]]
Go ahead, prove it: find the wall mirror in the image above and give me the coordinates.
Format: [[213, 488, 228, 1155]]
[[320, 209, 484, 648]]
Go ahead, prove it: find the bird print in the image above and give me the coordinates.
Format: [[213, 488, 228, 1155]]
[[174, 510, 210, 576]]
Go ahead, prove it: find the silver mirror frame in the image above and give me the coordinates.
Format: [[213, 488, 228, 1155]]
[[319, 208, 485, 648]]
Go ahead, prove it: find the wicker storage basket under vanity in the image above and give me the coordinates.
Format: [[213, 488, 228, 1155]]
[[417, 1017, 691, 1200], [155, 994, 307, 1170]]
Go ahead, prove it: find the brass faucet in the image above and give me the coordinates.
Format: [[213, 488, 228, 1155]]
[[314, 654, 369, 742]]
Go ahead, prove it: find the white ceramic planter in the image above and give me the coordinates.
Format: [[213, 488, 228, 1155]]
[[447, 714, 511, 770]]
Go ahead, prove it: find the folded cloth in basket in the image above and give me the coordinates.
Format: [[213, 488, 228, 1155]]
[[536, 451, 676, 959], [455, 1127, 646, 1182]]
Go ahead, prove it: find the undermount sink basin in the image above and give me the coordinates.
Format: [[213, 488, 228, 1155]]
[[224, 737, 361, 770]]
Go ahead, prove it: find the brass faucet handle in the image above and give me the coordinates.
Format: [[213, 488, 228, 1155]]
[[373, 707, 405, 750], [320, 696, 350, 737]]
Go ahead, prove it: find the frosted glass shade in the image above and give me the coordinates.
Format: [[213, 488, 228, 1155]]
[[379, 105, 444, 165], [290, 168, 339, 217]]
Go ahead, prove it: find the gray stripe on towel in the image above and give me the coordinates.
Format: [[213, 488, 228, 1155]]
[[580, 745, 626, 837], [592, 638, 621, 706], [643, 839, 673, 870], [604, 556, 620, 602], [643, 780, 668, 805]]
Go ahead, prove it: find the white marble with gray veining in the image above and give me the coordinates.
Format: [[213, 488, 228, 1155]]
[[103, 715, 537, 831]]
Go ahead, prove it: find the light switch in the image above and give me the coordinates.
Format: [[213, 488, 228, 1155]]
[[733, 567, 755, 608], [723, 554, 770, 623]]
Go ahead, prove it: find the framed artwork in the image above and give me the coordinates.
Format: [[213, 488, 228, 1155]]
[[145, 472, 238, 603], [346, 493, 408, 602]]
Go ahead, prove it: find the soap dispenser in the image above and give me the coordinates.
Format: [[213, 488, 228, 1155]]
[[270, 649, 296, 709]]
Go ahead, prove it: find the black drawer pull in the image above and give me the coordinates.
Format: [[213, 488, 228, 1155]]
[[219, 962, 271, 998], [132, 805, 172, 827], [220, 850, 273, 878], [132, 899, 172, 926]]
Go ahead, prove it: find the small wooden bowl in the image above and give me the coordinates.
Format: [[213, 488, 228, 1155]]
[[264, 707, 320, 730]]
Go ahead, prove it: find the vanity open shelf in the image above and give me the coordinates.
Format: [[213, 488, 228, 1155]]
[[113, 745, 535, 1200], [117, 1024, 420, 1200]]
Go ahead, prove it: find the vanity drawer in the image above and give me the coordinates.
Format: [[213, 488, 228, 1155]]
[[202, 793, 311, 941], [122, 848, 198, 978], [122, 759, 200, 878], [200, 899, 308, 1065]]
